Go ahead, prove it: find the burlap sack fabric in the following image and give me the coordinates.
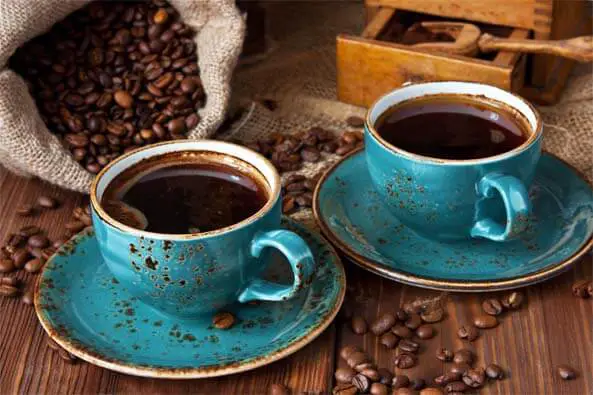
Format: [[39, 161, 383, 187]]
[[0, 0, 245, 192]]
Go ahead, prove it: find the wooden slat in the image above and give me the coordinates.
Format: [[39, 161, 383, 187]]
[[361, 8, 395, 40]]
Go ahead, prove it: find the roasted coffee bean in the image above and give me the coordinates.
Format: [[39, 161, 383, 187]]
[[449, 363, 471, 376], [462, 368, 485, 388], [557, 365, 576, 380], [380, 332, 399, 349], [457, 325, 479, 341], [352, 374, 371, 392], [37, 196, 59, 209], [416, 325, 435, 339], [394, 352, 417, 369], [391, 375, 410, 389], [332, 383, 357, 395], [300, 147, 320, 162], [436, 347, 453, 362], [369, 383, 388, 395], [0, 259, 15, 273], [212, 311, 235, 329], [419, 388, 443, 395], [588, 282, 593, 297], [393, 389, 415, 395], [572, 280, 590, 298], [29, 247, 44, 259], [410, 378, 426, 390], [12, 249, 31, 269], [360, 368, 380, 382], [501, 291, 524, 309], [347, 351, 369, 369], [396, 309, 408, 321], [485, 363, 504, 379], [335, 367, 357, 383], [473, 315, 498, 329], [346, 116, 365, 128], [377, 368, 393, 385], [354, 362, 375, 373], [0, 284, 19, 297], [444, 381, 467, 393], [24, 257, 45, 273], [398, 339, 419, 353], [268, 383, 290, 395], [351, 315, 368, 335], [405, 313, 422, 330], [22, 288, 34, 305], [282, 196, 296, 214], [295, 193, 312, 208], [28, 234, 50, 249], [420, 306, 444, 323], [114, 90, 134, 109], [453, 349, 474, 365], [482, 298, 504, 315], [392, 324, 413, 339], [371, 313, 397, 335], [65, 221, 86, 233], [434, 372, 460, 386], [336, 144, 356, 156], [0, 277, 18, 286], [16, 205, 35, 217]]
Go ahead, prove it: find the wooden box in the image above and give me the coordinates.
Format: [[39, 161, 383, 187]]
[[337, 0, 591, 107]]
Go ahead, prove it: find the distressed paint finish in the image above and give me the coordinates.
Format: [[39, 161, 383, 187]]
[[34, 218, 345, 378], [314, 150, 593, 291]]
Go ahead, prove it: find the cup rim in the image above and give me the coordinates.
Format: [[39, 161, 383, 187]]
[[365, 82, 543, 165], [90, 140, 281, 240]]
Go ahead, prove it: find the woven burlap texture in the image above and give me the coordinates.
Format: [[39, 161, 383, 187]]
[[0, 0, 245, 192], [224, 2, 592, 227]]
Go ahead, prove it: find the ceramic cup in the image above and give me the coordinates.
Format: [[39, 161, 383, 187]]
[[365, 82, 542, 242], [90, 140, 315, 317]]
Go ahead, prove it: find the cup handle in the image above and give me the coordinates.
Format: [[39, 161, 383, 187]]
[[238, 229, 315, 303], [470, 172, 531, 242]]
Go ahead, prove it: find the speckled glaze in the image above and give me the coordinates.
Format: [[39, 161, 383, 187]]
[[314, 149, 593, 291], [90, 140, 315, 317], [34, 218, 345, 378], [365, 82, 542, 241]]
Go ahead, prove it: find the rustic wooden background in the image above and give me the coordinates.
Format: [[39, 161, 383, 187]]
[[0, 169, 591, 394]]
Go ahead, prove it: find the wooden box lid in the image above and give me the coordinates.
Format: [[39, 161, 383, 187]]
[[365, 0, 553, 34]]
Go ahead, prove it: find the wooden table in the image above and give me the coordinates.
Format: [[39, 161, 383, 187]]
[[1, 168, 591, 394]]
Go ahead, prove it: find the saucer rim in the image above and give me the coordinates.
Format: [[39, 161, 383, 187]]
[[34, 218, 346, 379], [313, 148, 593, 292]]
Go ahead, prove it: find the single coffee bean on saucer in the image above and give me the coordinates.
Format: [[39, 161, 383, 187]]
[[212, 312, 235, 330]]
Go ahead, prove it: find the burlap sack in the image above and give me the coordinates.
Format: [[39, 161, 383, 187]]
[[0, 0, 245, 192]]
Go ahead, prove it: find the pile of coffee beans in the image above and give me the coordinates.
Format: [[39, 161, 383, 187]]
[[281, 174, 319, 214], [9, 0, 204, 173], [572, 279, 593, 298]]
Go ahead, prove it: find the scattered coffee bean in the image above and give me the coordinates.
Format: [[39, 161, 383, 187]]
[[398, 339, 420, 354], [22, 288, 34, 305], [28, 234, 50, 249], [434, 371, 460, 386], [557, 365, 576, 380], [392, 324, 413, 339], [445, 381, 468, 393], [419, 388, 443, 395], [18, 225, 41, 238], [369, 382, 388, 395], [588, 282, 593, 298], [474, 315, 498, 329], [212, 311, 235, 329], [457, 325, 479, 341], [420, 306, 444, 323], [380, 332, 399, 349], [501, 291, 524, 309], [485, 363, 505, 380], [393, 389, 415, 395], [395, 308, 408, 321], [352, 374, 371, 393], [37, 196, 59, 209], [377, 368, 393, 385], [355, 362, 375, 373], [24, 257, 45, 273], [340, 345, 360, 361], [449, 363, 471, 376], [0, 259, 15, 273], [346, 116, 365, 128], [394, 352, 417, 369], [0, 277, 18, 286], [482, 298, 504, 316], [462, 368, 485, 388], [391, 375, 410, 389], [65, 221, 86, 233], [269, 383, 290, 395], [12, 249, 31, 269], [0, 284, 19, 297], [332, 383, 357, 395], [16, 205, 35, 217], [371, 313, 397, 335], [572, 280, 591, 298], [416, 325, 435, 339], [436, 347, 453, 362], [351, 315, 368, 335], [453, 349, 474, 365], [360, 368, 380, 382], [410, 378, 426, 390], [405, 313, 422, 330], [347, 351, 370, 369], [335, 367, 357, 383]]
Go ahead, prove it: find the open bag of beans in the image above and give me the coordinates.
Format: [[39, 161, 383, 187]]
[[0, 0, 245, 192]]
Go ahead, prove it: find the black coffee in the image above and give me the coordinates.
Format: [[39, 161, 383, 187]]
[[102, 152, 268, 234], [375, 95, 529, 160]]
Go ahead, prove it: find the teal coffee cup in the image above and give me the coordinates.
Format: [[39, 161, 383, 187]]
[[364, 82, 542, 242], [90, 140, 315, 317]]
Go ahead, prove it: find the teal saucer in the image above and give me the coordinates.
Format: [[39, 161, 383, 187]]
[[35, 218, 345, 379], [314, 149, 593, 292]]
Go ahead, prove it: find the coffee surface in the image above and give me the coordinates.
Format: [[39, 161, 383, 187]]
[[375, 96, 529, 160], [102, 154, 268, 234]]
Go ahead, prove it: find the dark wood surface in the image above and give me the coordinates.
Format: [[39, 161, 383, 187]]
[[0, 168, 591, 394]]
